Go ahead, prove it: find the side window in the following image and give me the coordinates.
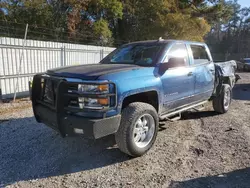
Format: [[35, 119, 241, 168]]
[[164, 43, 189, 66], [190, 45, 210, 65]]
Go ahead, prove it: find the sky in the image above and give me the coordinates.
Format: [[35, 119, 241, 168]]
[[238, 0, 250, 8]]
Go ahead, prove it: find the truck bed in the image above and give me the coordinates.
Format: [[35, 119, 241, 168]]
[[214, 60, 238, 96], [214, 60, 237, 77]]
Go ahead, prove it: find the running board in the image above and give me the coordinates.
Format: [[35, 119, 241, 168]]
[[165, 113, 182, 122], [193, 104, 205, 112], [159, 101, 208, 121]]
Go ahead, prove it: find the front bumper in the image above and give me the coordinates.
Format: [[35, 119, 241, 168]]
[[35, 104, 121, 139], [32, 74, 120, 139]]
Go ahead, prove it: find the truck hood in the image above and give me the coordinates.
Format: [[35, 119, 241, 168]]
[[47, 63, 144, 80]]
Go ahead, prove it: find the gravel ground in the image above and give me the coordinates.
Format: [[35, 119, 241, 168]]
[[0, 73, 250, 188]]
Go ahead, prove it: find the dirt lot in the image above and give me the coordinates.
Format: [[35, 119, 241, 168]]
[[0, 73, 250, 188]]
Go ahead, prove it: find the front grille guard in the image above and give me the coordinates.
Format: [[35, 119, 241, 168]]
[[32, 74, 117, 112], [32, 74, 117, 134]]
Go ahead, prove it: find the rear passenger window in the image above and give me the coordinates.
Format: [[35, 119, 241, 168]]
[[190, 45, 210, 64]]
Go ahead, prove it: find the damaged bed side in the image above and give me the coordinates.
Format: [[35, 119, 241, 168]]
[[213, 60, 240, 97]]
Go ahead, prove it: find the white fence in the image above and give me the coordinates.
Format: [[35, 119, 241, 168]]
[[0, 37, 115, 99]]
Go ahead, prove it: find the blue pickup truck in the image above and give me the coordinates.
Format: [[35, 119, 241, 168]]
[[32, 39, 237, 157]]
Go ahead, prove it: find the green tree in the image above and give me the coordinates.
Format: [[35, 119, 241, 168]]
[[206, 1, 250, 60], [114, 0, 233, 44], [0, 0, 243, 48], [64, 0, 122, 44], [93, 19, 113, 45], [0, 0, 67, 40]]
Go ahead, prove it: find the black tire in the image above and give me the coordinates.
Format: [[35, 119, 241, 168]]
[[115, 102, 159, 157], [213, 84, 232, 114]]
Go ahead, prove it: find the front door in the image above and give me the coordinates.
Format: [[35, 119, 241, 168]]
[[160, 43, 195, 112]]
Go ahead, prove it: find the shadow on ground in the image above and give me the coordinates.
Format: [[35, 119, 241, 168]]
[[181, 111, 219, 120], [169, 167, 250, 188], [0, 117, 130, 186], [233, 83, 250, 101]]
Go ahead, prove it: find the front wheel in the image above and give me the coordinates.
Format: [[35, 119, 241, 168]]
[[213, 84, 232, 114], [115, 102, 159, 157]]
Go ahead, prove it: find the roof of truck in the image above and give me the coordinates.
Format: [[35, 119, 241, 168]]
[[126, 39, 206, 45]]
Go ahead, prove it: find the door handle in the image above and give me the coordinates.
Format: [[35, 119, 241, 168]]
[[187, 72, 193, 76], [209, 69, 215, 74]]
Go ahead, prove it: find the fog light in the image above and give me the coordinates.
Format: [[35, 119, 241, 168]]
[[74, 128, 84, 134]]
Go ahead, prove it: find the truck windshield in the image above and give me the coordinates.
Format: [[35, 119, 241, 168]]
[[100, 43, 164, 66]]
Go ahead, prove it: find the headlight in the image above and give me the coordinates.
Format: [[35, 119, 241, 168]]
[[78, 97, 109, 109], [78, 84, 109, 93], [78, 84, 110, 109], [76, 83, 113, 109]]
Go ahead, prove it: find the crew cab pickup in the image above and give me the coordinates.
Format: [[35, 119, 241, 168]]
[[32, 39, 237, 157]]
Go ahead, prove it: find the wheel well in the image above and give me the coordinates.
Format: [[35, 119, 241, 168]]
[[122, 91, 159, 112], [222, 77, 233, 87]]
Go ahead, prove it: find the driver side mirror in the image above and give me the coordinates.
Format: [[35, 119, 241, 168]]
[[159, 58, 186, 73]]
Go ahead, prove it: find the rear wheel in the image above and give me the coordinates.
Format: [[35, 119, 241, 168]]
[[115, 102, 159, 157], [213, 84, 232, 114]]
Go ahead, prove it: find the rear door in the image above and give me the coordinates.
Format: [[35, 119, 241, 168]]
[[188, 44, 215, 101], [160, 42, 196, 112]]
